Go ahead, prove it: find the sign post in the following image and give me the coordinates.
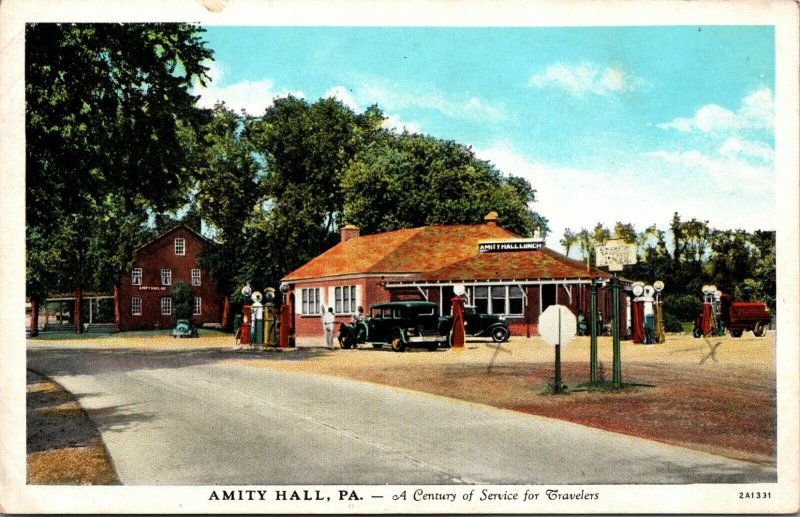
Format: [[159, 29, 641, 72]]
[[590, 279, 599, 384], [539, 304, 577, 393], [595, 239, 637, 389]]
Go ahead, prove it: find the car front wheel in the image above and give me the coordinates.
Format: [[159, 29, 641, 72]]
[[491, 327, 509, 343], [752, 321, 766, 337]]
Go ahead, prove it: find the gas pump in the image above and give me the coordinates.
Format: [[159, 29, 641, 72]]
[[239, 284, 252, 346], [450, 284, 467, 348], [263, 288, 277, 346], [278, 283, 293, 348], [700, 284, 717, 336], [251, 291, 264, 345], [653, 280, 665, 343], [631, 282, 645, 344]]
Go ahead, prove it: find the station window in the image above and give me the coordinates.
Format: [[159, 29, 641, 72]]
[[301, 288, 321, 315], [193, 297, 202, 316], [174, 238, 185, 255], [161, 297, 172, 316], [334, 285, 357, 314], [131, 268, 142, 286], [161, 268, 172, 286], [467, 285, 524, 316], [131, 297, 142, 315], [191, 268, 201, 286]]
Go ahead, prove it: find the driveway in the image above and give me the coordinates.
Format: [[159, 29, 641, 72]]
[[27, 346, 775, 485]]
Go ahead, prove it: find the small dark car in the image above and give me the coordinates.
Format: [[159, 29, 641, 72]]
[[338, 301, 448, 352], [439, 305, 510, 343]]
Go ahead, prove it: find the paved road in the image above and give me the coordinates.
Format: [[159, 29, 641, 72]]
[[27, 346, 775, 485]]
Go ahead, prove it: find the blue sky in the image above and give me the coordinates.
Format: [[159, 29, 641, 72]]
[[194, 25, 775, 252]]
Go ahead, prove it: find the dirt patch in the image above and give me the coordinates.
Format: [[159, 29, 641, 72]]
[[226, 333, 776, 466], [26, 371, 119, 485]]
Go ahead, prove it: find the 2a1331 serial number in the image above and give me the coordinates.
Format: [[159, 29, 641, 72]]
[[739, 491, 771, 499]]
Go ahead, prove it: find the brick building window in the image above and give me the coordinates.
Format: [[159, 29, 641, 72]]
[[301, 288, 321, 315], [161, 297, 172, 315], [191, 268, 201, 286], [174, 238, 185, 255], [131, 268, 142, 285], [131, 297, 142, 315], [161, 268, 172, 286], [193, 297, 202, 316], [334, 285, 357, 314]]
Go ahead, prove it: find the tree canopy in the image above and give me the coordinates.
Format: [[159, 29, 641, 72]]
[[25, 23, 213, 325]]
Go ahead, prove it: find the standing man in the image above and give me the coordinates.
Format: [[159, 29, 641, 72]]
[[643, 295, 655, 345], [322, 305, 336, 349]]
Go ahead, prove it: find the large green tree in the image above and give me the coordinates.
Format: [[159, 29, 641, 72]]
[[341, 133, 547, 237], [25, 23, 212, 333]]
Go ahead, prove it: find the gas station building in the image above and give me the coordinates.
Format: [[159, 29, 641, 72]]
[[282, 213, 628, 341]]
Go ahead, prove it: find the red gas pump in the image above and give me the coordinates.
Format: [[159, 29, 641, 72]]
[[450, 290, 466, 348], [278, 283, 293, 348], [240, 305, 251, 346]]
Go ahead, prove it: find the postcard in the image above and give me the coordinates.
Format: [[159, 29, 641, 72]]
[[1, 0, 798, 513]]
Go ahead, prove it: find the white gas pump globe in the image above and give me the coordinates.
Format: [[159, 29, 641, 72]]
[[653, 280, 665, 292], [241, 284, 252, 299], [632, 284, 644, 297], [279, 282, 290, 294], [251, 291, 263, 304], [453, 284, 466, 297]]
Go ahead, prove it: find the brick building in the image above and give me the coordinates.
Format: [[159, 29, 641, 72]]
[[117, 225, 224, 331], [281, 213, 628, 340]]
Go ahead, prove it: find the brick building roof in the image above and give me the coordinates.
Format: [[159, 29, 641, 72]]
[[283, 222, 611, 282]]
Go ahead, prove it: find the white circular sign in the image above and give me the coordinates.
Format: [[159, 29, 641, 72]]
[[538, 304, 577, 347]]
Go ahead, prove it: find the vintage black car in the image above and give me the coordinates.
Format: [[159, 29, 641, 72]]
[[337, 301, 448, 352], [439, 305, 510, 343]]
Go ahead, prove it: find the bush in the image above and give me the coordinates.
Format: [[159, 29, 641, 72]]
[[663, 293, 701, 322], [663, 311, 685, 333], [172, 281, 194, 322]]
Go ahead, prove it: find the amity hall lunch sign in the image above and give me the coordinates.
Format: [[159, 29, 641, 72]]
[[478, 240, 544, 253]]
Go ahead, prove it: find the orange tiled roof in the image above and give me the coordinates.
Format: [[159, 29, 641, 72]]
[[283, 223, 518, 281], [421, 247, 611, 281], [283, 223, 611, 282]]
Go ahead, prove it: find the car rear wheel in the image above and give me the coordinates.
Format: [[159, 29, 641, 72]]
[[491, 327, 509, 343], [692, 327, 703, 338], [752, 321, 766, 337], [426, 342, 438, 351], [340, 335, 353, 349], [730, 328, 743, 338], [390, 332, 406, 352]]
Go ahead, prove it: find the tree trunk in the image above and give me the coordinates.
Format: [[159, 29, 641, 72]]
[[221, 297, 231, 330], [75, 288, 83, 334], [29, 298, 39, 337]]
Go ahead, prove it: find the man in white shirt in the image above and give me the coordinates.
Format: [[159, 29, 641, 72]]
[[322, 305, 336, 349]]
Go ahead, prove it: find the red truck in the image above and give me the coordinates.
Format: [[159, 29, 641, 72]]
[[693, 293, 771, 338]]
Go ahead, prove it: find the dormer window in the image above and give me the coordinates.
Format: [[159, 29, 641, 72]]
[[174, 238, 185, 255]]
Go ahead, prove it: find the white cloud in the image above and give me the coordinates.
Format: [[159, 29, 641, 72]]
[[642, 149, 772, 193], [719, 137, 774, 163], [323, 86, 361, 111], [194, 60, 304, 115], [381, 114, 421, 134], [528, 62, 644, 97], [195, 76, 304, 116], [357, 81, 506, 123], [657, 88, 774, 134]]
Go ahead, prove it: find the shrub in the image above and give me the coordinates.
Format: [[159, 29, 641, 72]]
[[172, 281, 194, 322], [663, 293, 702, 322]]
